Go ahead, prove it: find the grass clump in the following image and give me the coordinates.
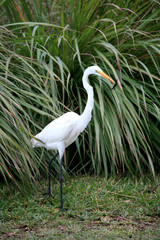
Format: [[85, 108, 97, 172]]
[[0, 0, 160, 189]]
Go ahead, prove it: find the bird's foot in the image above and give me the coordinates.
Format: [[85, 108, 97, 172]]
[[60, 202, 67, 212], [43, 191, 51, 198], [61, 208, 67, 213], [42, 189, 53, 202]]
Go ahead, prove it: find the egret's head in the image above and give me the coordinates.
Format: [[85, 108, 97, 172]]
[[84, 65, 116, 87], [95, 66, 115, 84]]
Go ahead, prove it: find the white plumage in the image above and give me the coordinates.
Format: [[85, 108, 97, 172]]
[[31, 65, 115, 211], [32, 112, 80, 158]]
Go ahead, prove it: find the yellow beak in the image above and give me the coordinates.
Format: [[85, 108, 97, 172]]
[[97, 70, 115, 84]]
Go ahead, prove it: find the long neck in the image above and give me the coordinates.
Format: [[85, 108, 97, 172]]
[[80, 72, 94, 120]]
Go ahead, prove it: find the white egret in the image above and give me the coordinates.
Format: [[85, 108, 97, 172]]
[[31, 66, 116, 212]]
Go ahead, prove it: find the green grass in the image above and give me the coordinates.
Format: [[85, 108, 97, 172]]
[[0, 176, 159, 239]]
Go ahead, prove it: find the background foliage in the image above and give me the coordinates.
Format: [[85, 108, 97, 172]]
[[0, 0, 160, 189]]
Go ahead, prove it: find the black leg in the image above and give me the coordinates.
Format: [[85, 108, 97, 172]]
[[60, 158, 67, 212], [43, 152, 58, 200]]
